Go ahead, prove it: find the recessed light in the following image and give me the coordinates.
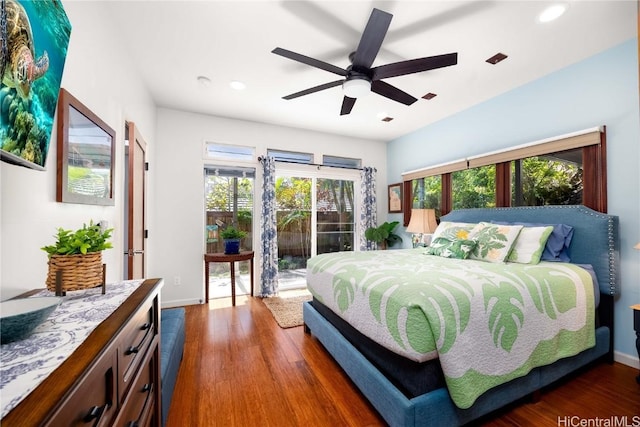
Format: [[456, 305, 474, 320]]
[[197, 76, 211, 87], [538, 4, 567, 23], [486, 53, 508, 65], [230, 80, 246, 90]]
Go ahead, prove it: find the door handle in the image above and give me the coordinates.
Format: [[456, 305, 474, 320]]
[[124, 250, 145, 256]]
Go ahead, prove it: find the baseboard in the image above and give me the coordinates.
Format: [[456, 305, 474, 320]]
[[614, 350, 640, 369], [161, 298, 200, 308]]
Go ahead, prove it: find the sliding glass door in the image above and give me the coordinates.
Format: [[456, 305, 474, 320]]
[[276, 171, 357, 289]]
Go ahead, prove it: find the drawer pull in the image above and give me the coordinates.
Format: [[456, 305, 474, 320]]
[[125, 383, 154, 427], [83, 403, 108, 425], [125, 323, 152, 355]]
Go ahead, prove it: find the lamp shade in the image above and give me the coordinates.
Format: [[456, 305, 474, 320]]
[[635, 242, 640, 250], [406, 209, 438, 234]]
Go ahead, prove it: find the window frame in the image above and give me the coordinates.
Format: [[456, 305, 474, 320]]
[[402, 127, 607, 225]]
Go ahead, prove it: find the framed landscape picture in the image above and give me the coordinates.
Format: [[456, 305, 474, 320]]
[[388, 183, 402, 213]]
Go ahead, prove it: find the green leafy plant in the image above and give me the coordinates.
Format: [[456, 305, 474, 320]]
[[364, 221, 402, 249], [41, 221, 113, 257], [220, 225, 247, 240]]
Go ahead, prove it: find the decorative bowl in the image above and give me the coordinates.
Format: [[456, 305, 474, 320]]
[[0, 297, 62, 344]]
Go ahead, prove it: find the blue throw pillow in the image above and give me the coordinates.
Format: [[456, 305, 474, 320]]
[[491, 221, 573, 262]]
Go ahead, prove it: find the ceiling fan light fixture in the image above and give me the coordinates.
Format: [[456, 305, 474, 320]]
[[343, 78, 371, 99]]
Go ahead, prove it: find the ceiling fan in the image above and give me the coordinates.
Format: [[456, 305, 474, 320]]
[[272, 8, 458, 116]]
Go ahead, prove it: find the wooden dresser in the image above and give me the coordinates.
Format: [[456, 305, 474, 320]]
[[2, 278, 163, 427]]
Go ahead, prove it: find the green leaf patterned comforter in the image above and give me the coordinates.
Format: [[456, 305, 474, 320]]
[[306, 248, 595, 409]]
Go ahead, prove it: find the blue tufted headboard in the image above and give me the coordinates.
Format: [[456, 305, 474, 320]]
[[441, 205, 619, 296]]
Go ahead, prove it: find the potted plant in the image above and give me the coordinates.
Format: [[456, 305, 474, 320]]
[[220, 225, 247, 255], [41, 221, 113, 292], [364, 221, 402, 250]]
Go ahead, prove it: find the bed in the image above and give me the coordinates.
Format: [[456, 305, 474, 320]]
[[303, 205, 619, 426]]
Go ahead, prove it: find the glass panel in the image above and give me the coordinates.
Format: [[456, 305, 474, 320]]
[[275, 176, 312, 273], [205, 169, 254, 299], [268, 149, 313, 164], [205, 142, 254, 161], [452, 165, 496, 209], [511, 148, 583, 206], [317, 178, 355, 254], [322, 155, 362, 169], [412, 176, 442, 218]]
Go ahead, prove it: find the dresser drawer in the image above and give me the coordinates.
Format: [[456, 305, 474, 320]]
[[45, 350, 117, 427], [119, 298, 156, 400], [114, 347, 157, 427]]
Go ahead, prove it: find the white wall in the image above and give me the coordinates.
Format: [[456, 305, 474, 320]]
[[151, 108, 387, 307], [0, 1, 156, 299]]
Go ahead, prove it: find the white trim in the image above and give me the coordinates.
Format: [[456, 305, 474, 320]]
[[614, 350, 640, 369], [467, 126, 603, 164]]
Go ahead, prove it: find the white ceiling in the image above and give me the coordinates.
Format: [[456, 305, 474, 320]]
[[105, 0, 637, 142]]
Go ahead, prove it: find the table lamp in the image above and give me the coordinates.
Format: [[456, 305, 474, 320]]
[[406, 209, 438, 247]]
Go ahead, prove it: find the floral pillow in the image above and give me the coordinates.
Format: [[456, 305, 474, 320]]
[[468, 222, 523, 263], [425, 237, 477, 259], [507, 225, 554, 264], [431, 221, 477, 242]]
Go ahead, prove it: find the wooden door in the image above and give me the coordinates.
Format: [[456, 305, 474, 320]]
[[126, 122, 147, 279]]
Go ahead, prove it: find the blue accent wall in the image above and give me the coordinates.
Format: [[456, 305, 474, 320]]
[[387, 38, 640, 361]]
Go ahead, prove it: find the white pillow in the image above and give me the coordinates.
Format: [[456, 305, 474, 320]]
[[507, 226, 554, 264], [431, 221, 477, 241], [468, 222, 523, 263]]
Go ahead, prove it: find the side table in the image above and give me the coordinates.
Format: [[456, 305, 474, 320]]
[[204, 251, 254, 306], [632, 304, 640, 384]]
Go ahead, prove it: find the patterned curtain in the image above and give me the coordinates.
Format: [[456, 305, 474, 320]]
[[260, 156, 279, 296], [359, 166, 377, 251]]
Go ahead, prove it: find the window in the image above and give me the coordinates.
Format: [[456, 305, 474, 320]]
[[204, 142, 255, 161], [204, 166, 254, 254], [275, 166, 359, 290], [322, 155, 362, 169], [401, 127, 606, 225], [411, 176, 442, 218], [512, 148, 582, 206], [452, 165, 496, 209], [267, 149, 313, 164]]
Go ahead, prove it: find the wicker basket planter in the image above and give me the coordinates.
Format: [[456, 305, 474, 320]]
[[46, 252, 103, 292]]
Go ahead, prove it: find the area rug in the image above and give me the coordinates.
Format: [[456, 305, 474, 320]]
[[262, 294, 312, 328]]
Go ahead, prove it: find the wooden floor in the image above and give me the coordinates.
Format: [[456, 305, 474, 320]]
[[166, 296, 640, 427]]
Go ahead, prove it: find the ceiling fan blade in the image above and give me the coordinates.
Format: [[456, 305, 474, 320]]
[[340, 96, 357, 115], [282, 80, 344, 100], [371, 80, 417, 106], [351, 8, 393, 69], [372, 53, 458, 80], [272, 48, 347, 77], [281, 1, 360, 45]]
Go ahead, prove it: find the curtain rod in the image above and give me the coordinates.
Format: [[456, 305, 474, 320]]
[[257, 156, 375, 172]]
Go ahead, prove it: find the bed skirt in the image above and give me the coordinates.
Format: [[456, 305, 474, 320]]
[[303, 300, 610, 426]]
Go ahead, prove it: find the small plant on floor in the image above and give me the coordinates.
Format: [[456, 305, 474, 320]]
[[364, 221, 402, 250]]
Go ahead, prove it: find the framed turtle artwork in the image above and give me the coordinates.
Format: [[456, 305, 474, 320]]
[[0, 0, 72, 170]]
